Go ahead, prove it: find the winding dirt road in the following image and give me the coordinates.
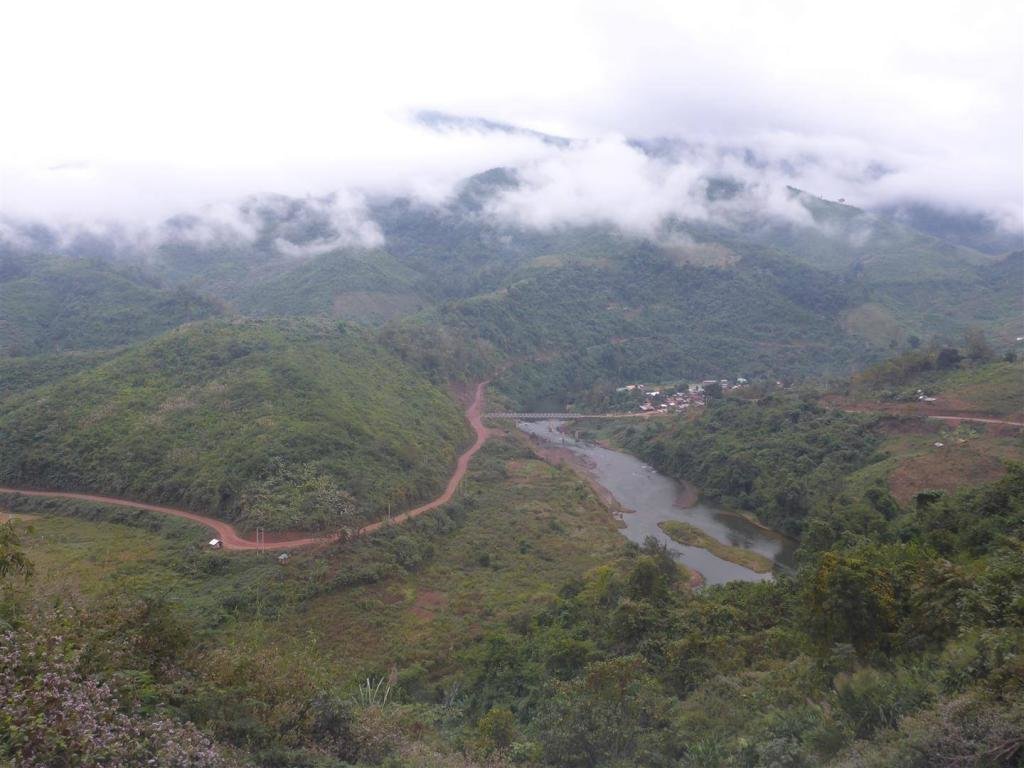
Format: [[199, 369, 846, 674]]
[[0, 381, 491, 551]]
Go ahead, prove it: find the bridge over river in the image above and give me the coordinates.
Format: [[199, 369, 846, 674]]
[[485, 411, 643, 420]]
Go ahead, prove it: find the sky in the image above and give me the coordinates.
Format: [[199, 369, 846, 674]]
[[0, 0, 1021, 235]]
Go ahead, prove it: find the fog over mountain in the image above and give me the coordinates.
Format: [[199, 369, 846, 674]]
[[1, 0, 1020, 254], [2, 112, 1020, 262]]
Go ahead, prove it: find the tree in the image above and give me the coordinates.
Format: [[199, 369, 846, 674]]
[[534, 657, 671, 766], [963, 327, 993, 363], [803, 551, 898, 655], [476, 707, 517, 754], [936, 347, 962, 370], [0, 521, 32, 581]]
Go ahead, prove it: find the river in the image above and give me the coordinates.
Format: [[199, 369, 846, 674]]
[[518, 419, 798, 585]]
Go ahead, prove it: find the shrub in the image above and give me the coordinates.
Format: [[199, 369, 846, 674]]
[[0, 617, 232, 767]]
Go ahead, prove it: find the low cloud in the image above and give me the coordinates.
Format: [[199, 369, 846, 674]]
[[483, 138, 710, 233], [0, 117, 1019, 259], [0, 1, 1018, 249]]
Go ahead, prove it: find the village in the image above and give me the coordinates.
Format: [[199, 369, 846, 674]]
[[615, 377, 753, 414]]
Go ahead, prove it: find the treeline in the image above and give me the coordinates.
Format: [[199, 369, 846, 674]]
[[851, 327, 1016, 393], [613, 397, 883, 536]]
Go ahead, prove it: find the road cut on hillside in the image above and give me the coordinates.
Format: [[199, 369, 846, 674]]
[[0, 381, 491, 551]]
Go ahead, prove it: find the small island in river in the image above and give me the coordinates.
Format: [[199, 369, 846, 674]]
[[658, 520, 774, 573]]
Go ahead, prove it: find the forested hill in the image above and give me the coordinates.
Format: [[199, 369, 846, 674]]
[[0, 318, 470, 531], [386, 250, 872, 407], [0, 252, 221, 356]]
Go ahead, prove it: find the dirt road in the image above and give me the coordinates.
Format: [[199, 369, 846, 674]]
[[0, 381, 491, 551], [837, 405, 1023, 427], [927, 414, 1024, 427]]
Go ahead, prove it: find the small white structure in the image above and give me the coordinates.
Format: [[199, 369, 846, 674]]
[[277, 552, 290, 564], [208, 538, 223, 549], [934, 442, 945, 448]]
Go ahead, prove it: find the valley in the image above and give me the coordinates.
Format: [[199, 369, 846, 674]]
[[1, 165, 1021, 768]]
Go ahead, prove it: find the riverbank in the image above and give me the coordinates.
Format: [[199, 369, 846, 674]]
[[517, 418, 787, 584], [518, 426, 708, 588], [517, 430, 633, 522], [674, 479, 699, 508], [590, 427, 784, 537], [572, 419, 791, 535]]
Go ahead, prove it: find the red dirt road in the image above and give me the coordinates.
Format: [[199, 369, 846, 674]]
[[0, 381, 491, 551], [823, 396, 1024, 427]]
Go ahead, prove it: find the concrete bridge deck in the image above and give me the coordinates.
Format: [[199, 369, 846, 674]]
[[484, 411, 641, 420]]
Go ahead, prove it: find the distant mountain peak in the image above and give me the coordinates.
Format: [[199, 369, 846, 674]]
[[413, 110, 571, 147]]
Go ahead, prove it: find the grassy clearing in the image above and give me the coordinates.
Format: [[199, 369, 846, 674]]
[[3, 515, 169, 603], [848, 358, 1023, 418], [0, 493, 294, 628], [658, 520, 773, 573], [933, 360, 1024, 416], [843, 420, 1023, 505], [276, 435, 628, 676]]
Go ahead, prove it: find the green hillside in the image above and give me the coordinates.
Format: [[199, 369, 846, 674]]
[[388, 250, 873, 408], [846, 348, 1024, 418], [231, 248, 431, 322], [40, 181, 1009, 386], [0, 253, 222, 356], [0, 318, 470, 531], [849, 250, 1023, 348], [3, 400, 1020, 767], [734, 190, 998, 282], [0, 348, 119, 399], [613, 397, 884, 536]]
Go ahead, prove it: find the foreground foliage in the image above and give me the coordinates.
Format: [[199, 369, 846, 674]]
[[3, 455, 1021, 766]]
